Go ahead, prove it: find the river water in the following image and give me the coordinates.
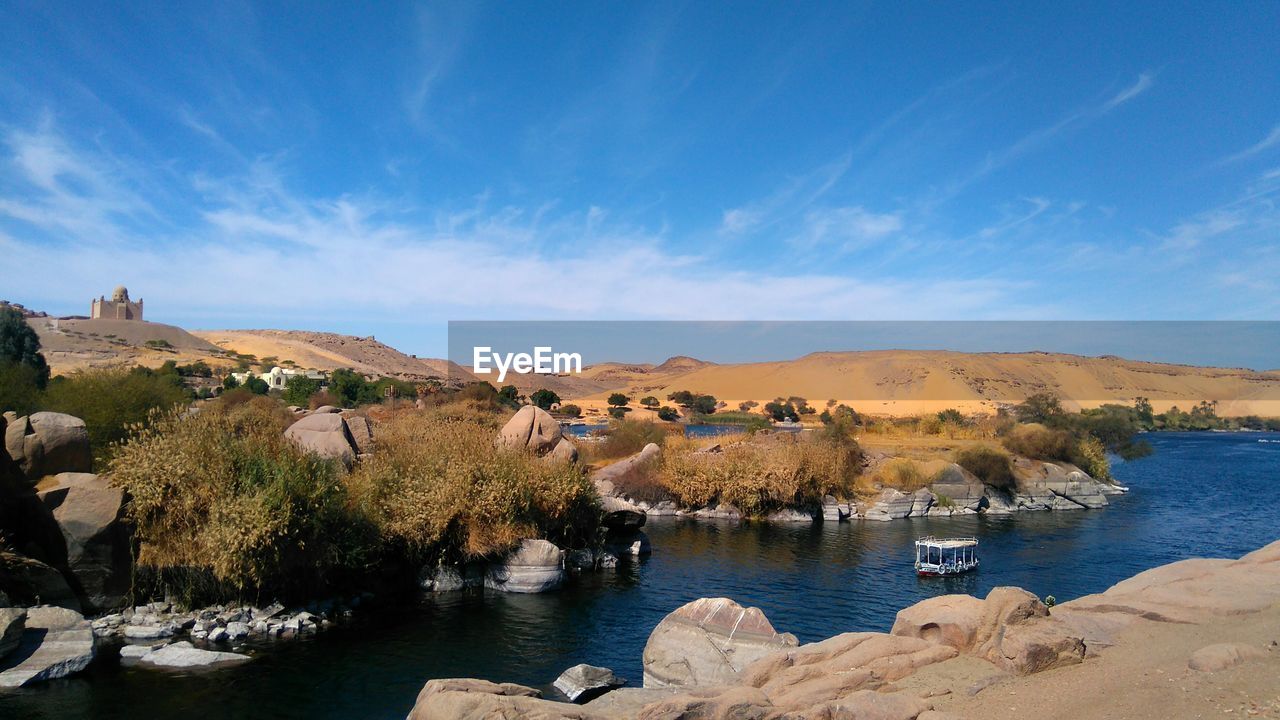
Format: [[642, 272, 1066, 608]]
[[4, 432, 1278, 719]]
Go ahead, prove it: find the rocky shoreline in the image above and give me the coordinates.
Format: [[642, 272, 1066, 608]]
[[406, 538, 1280, 719]]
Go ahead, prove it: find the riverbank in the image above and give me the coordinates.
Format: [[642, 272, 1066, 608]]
[[407, 537, 1280, 719]]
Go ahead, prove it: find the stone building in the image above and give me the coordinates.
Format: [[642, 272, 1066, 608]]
[[90, 286, 144, 321]]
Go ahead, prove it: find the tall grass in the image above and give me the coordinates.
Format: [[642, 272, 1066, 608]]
[[110, 396, 375, 604], [347, 408, 599, 562], [953, 444, 1016, 490], [658, 435, 861, 515]]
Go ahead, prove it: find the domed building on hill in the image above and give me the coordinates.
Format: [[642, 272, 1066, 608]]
[[90, 286, 144, 321]]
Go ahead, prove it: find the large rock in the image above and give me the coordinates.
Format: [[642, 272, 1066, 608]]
[[642, 597, 798, 688], [485, 539, 565, 593], [0, 608, 24, 660], [284, 413, 358, 468], [553, 663, 626, 703], [0, 551, 82, 611], [600, 496, 646, 533], [591, 443, 661, 500], [544, 437, 579, 464], [343, 414, 375, 455], [38, 473, 131, 610], [131, 640, 252, 668], [891, 586, 1084, 675], [0, 605, 95, 688], [407, 678, 605, 720], [4, 413, 92, 482], [498, 406, 564, 455]]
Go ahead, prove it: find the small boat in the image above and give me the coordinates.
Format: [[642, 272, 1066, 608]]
[[915, 536, 979, 576]]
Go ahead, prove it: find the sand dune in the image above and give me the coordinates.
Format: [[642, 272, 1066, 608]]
[[565, 350, 1280, 417]]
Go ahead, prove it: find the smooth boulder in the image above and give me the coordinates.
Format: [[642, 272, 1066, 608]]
[[0, 605, 95, 688], [485, 539, 565, 593], [284, 413, 358, 468], [343, 414, 375, 455], [642, 597, 798, 688], [498, 406, 564, 455], [38, 473, 131, 610], [591, 443, 661, 499], [0, 608, 24, 660], [1188, 642, 1269, 672], [4, 413, 92, 482], [554, 663, 626, 703], [407, 678, 604, 720]]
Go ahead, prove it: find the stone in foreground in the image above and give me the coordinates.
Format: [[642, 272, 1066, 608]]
[[554, 663, 626, 703], [0, 605, 96, 688], [1187, 642, 1269, 672], [484, 539, 565, 593], [642, 597, 798, 688]]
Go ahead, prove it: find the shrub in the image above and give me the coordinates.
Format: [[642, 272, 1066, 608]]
[[329, 368, 377, 406], [870, 458, 929, 492], [144, 339, 173, 349], [659, 436, 860, 515], [556, 403, 582, 418], [110, 397, 375, 603], [0, 361, 43, 415], [1071, 435, 1112, 481], [42, 367, 190, 465], [347, 410, 598, 561], [594, 419, 666, 460], [954, 445, 1016, 491], [640, 396, 659, 408], [1002, 423, 1074, 460], [657, 406, 680, 422], [607, 393, 629, 407]]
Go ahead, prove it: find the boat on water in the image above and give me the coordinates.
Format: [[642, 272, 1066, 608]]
[[915, 536, 979, 576]]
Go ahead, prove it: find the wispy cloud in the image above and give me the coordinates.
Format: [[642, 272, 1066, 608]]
[[717, 153, 852, 236], [1221, 124, 1280, 165], [1161, 210, 1245, 251], [1102, 72, 1154, 111], [791, 206, 903, 253]]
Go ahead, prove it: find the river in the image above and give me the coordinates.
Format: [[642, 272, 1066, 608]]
[[4, 432, 1278, 719]]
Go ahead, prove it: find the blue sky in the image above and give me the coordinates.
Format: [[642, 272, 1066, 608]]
[[1, 2, 1278, 357]]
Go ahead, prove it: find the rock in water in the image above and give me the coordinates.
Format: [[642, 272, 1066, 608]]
[[642, 597, 798, 688], [485, 539, 565, 593], [553, 663, 625, 703], [497, 406, 564, 455], [137, 641, 251, 669], [0, 605, 96, 688], [38, 472, 132, 611], [284, 413, 358, 468], [0, 608, 25, 660]]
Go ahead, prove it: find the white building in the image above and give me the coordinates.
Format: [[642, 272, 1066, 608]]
[[232, 366, 324, 390]]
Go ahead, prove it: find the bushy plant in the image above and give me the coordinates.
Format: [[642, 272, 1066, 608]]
[[347, 410, 598, 561], [954, 444, 1016, 490], [869, 458, 929, 492], [1071, 435, 1112, 481], [42, 367, 190, 465], [1002, 422, 1075, 460], [282, 375, 322, 406], [594, 419, 666, 460], [659, 436, 860, 515], [110, 397, 375, 603]]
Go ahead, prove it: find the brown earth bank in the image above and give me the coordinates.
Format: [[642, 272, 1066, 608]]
[[406, 539, 1280, 720]]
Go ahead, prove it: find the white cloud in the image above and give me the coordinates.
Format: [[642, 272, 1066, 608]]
[[0, 125, 1032, 338], [1222, 124, 1280, 165], [1161, 210, 1245, 251], [1102, 73, 1154, 111], [793, 206, 903, 252]]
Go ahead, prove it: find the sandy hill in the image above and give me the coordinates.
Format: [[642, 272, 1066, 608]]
[[192, 330, 471, 382], [564, 350, 1280, 417], [27, 317, 224, 373]]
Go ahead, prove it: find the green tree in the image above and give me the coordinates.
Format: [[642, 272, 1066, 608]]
[[667, 390, 695, 406], [608, 393, 630, 408], [764, 400, 799, 422], [690, 394, 718, 414], [657, 406, 680, 421], [0, 306, 50, 390], [283, 375, 322, 406], [0, 362, 43, 415], [608, 406, 631, 419], [937, 408, 966, 425], [222, 374, 240, 390], [640, 396, 659, 409], [497, 385, 522, 408], [1014, 393, 1064, 424], [530, 388, 561, 410], [328, 368, 377, 406], [242, 376, 269, 395]]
